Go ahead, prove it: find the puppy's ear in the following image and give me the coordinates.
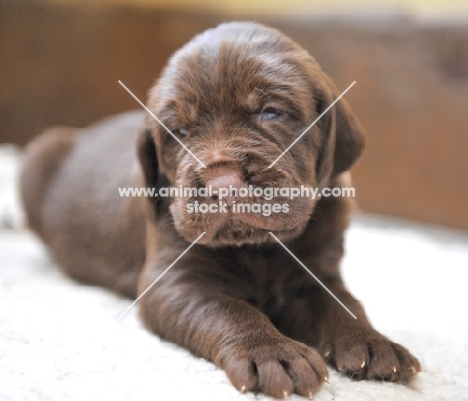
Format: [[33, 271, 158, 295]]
[[137, 125, 161, 213], [315, 74, 365, 185]]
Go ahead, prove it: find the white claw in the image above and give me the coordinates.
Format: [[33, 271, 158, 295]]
[[393, 366, 397, 373], [361, 361, 366, 368], [324, 351, 330, 357], [240, 385, 246, 393], [308, 391, 314, 399], [283, 390, 289, 399]]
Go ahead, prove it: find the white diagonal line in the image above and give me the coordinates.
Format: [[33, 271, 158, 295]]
[[268, 232, 357, 319], [268, 81, 356, 169], [118, 80, 206, 169], [117, 232, 206, 320]]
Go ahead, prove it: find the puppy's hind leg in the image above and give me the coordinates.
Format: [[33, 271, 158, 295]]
[[19, 127, 76, 235]]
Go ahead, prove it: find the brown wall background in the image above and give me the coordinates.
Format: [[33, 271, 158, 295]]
[[1, 0, 467, 230]]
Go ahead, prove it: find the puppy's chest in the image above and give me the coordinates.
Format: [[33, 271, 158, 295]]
[[221, 249, 308, 314]]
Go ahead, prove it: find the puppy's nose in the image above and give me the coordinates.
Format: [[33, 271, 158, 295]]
[[204, 167, 243, 206]]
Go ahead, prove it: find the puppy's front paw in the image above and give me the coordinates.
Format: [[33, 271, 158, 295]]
[[219, 337, 328, 399], [320, 327, 421, 382]]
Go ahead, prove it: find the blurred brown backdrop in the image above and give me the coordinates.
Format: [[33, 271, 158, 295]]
[[1, 0, 467, 229]]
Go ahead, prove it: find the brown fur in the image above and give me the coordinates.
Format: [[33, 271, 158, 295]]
[[20, 22, 420, 398]]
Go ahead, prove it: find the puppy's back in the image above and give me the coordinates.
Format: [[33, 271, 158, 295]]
[[20, 111, 147, 297], [20, 127, 75, 234]]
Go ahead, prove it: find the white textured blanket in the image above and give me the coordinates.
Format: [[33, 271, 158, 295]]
[[1, 146, 467, 401]]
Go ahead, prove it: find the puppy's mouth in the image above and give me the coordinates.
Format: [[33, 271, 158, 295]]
[[170, 200, 311, 246], [169, 164, 316, 247]]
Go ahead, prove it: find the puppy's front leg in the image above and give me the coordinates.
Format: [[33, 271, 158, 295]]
[[138, 257, 328, 399]]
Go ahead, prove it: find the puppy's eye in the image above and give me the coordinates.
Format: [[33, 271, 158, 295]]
[[175, 128, 190, 136], [261, 108, 281, 121]]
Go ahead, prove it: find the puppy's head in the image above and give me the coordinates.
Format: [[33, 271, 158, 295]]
[[138, 22, 364, 246]]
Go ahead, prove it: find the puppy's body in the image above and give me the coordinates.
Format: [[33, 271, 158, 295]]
[[21, 111, 146, 297], [21, 22, 420, 399]]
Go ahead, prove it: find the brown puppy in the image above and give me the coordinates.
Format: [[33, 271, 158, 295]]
[[20, 22, 420, 399]]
